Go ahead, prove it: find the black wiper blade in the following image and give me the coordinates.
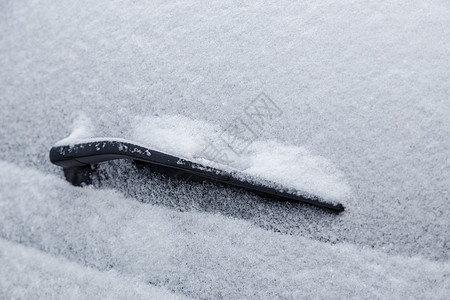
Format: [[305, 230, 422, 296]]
[[49, 139, 344, 213]]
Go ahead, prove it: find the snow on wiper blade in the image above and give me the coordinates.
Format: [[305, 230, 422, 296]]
[[49, 139, 344, 213]]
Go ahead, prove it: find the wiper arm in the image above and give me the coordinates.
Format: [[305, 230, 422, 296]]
[[50, 139, 344, 213]]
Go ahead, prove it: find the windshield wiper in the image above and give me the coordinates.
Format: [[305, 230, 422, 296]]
[[50, 139, 344, 213]]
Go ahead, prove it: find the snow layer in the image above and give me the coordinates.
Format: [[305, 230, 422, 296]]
[[0, 161, 449, 299], [1, 0, 450, 298], [0, 239, 186, 300]]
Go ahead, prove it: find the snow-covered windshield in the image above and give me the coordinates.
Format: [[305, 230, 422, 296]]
[[1, 0, 449, 298]]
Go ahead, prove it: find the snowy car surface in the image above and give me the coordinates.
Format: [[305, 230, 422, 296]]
[[1, 0, 449, 299]]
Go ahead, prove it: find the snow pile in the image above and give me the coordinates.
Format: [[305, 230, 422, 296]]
[[243, 141, 350, 201], [131, 115, 351, 202], [131, 115, 216, 159], [56, 114, 96, 146]]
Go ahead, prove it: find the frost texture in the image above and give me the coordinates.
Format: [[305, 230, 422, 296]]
[[0, 162, 449, 299], [1, 0, 450, 298]]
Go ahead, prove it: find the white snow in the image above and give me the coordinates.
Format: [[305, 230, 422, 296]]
[[131, 115, 217, 159], [243, 141, 351, 201], [1, 0, 449, 298], [0, 238, 186, 300], [0, 161, 448, 299], [56, 113, 96, 146], [57, 114, 351, 202]]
